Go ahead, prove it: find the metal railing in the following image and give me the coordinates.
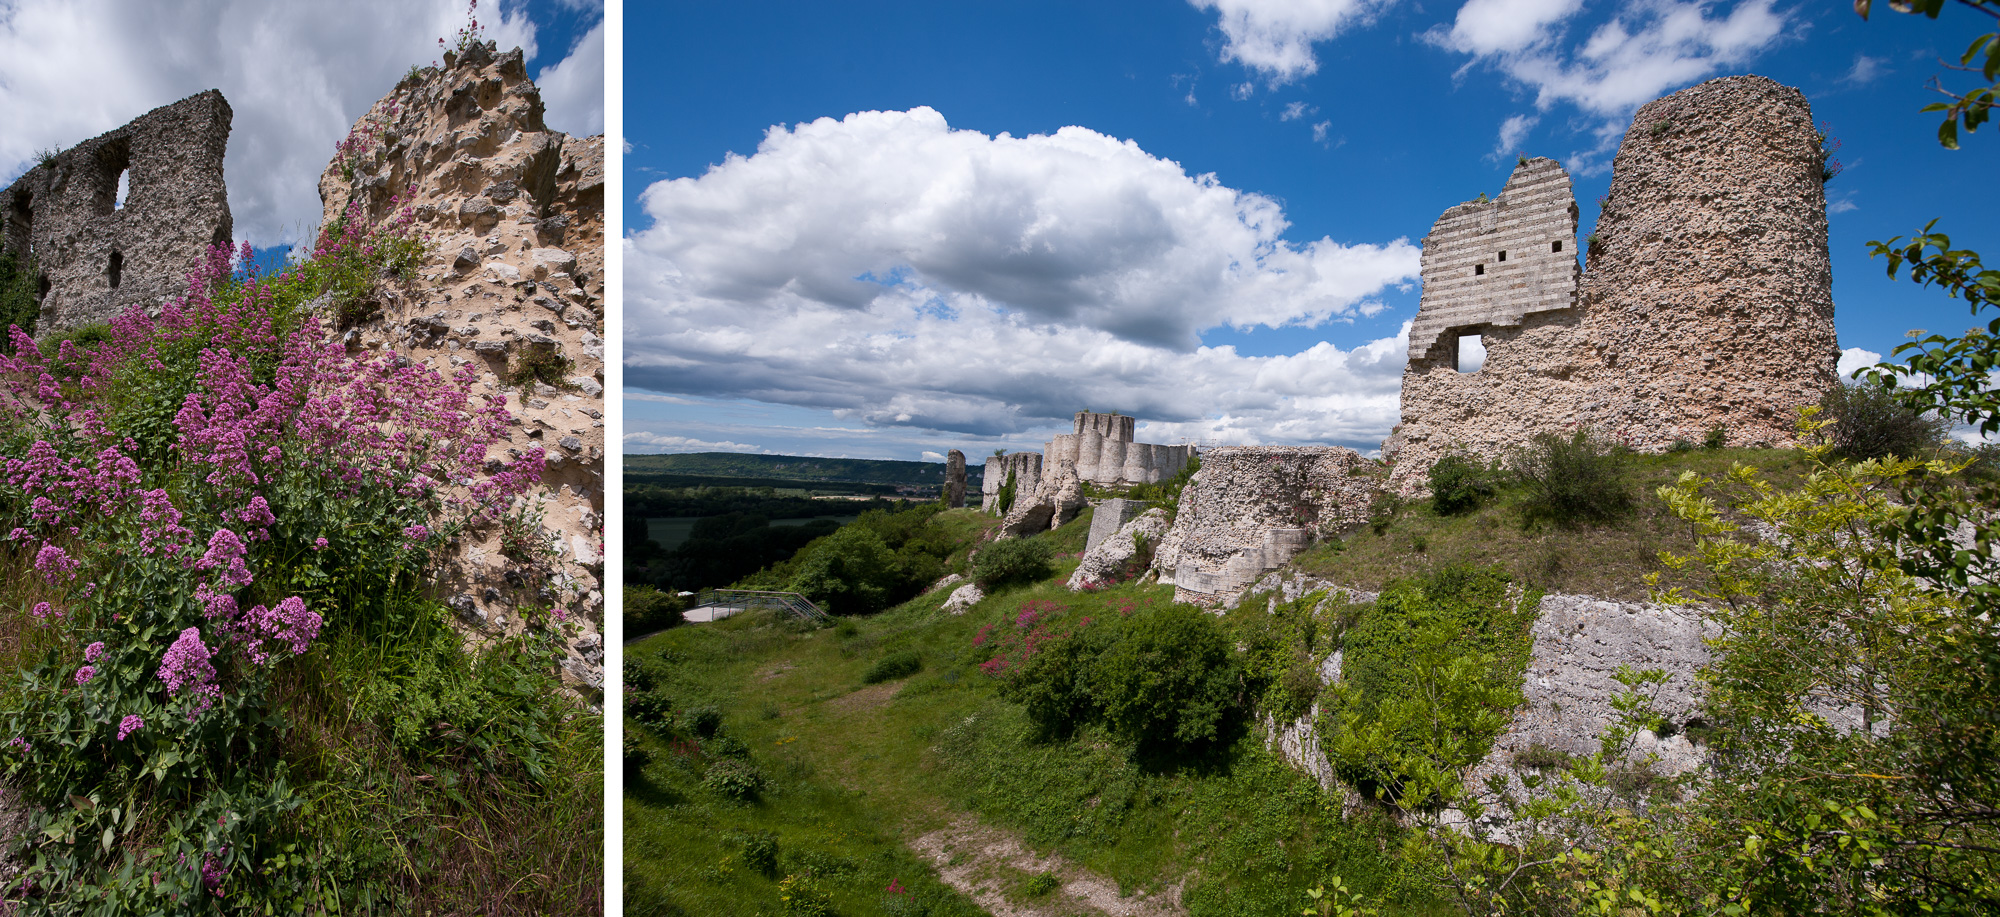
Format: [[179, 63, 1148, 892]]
[[691, 588, 831, 624]]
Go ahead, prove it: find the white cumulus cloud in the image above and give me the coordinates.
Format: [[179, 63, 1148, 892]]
[[624, 432, 765, 453], [627, 108, 1422, 451], [1189, 0, 1394, 86]]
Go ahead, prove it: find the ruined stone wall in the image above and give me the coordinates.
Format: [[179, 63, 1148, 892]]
[[317, 42, 606, 692], [0, 90, 232, 332], [981, 451, 1042, 513], [1044, 411, 1195, 487], [1386, 76, 1840, 495], [1152, 446, 1379, 605]]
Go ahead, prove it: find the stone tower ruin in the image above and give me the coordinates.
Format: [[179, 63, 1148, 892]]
[[1386, 75, 1840, 493], [1, 90, 233, 333]]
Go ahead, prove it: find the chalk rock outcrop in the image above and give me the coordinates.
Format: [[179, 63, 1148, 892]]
[[1, 90, 233, 332], [998, 464, 1086, 539], [1387, 75, 1839, 495], [942, 581, 985, 614], [1067, 507, 1170, 590], [318, 42, 605, 693], [1153, 447, 1380, 605]]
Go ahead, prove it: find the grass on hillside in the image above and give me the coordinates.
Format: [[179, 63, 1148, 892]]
[[1296, 447, 1814, 601], [625, 509, 1448, 917]]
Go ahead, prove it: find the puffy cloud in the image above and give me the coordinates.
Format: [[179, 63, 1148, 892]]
[[628, 108, 1422, 453], [1493, 113, 1540, 158], [536, 18, 604, 137], [1837, 346, 1881, 380], [1431, 0, 1790, 117], [1188, 0, 1394, 85], [0, 1, 597, 247], [637, 107, 1417, 350]]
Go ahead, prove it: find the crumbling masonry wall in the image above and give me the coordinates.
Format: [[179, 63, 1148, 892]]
[[1152, 446, 1378, 605], [0, 90, 233, 332], [981, 452, 1042, 513], [1386, 76, 1840, 494]]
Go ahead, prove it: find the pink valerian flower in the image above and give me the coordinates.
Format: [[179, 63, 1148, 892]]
[[551, 606, 569, 623], [238, 597, 321, 666], [4, 737, 27, 755], [195, 529, 253, 588], [201, 854, 225, 895], [138, 490, 193, 556], [29, 602, 57, 620], [32, 543, 80, 585], [311, 536, 329, 551], [117, 715, 144, 741], [84, 642, 105, 663], [157, 628, 221, 719], [194, 583, 238, 624], [236, 495, 277, 540], [73, 665, 95, 685], [403, 524, 430, 542]]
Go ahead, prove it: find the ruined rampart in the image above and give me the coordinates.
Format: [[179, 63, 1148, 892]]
[[1151, 446, 1377, 605], [1, 91, 232, 332], [981, 451, 1042, 513], [1387, 76, 1839, 494]]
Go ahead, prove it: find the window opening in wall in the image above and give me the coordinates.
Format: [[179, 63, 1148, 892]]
[[94, 140, 131, 216], [1552, 240, 1563, 253], [1498, 250, 1507, 261], [1474, 263, 1485, 276], [108, 251, 123, 289], [1456, 333, 1486, 373], [37, 275, 50, 301], [113, 169, 129, 210]]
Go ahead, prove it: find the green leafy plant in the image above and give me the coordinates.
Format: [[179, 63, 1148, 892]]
[[971, 536, 1054, 590], [1426, 452, 1493, 516], [862, 649, 922, 684], [506, 342, 574, 389], [1508, 429, 1633, 528], [1816, 379, 1950, 460]]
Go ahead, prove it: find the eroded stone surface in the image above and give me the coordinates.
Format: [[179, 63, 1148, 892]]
[[945, 449, 967, 508], [1388, 76, 1839, 494], [317, 42, 605, 694], [1067, 507, 1169, 590], [1152, 446, 1379, 605], [2, 90, 233, 332]]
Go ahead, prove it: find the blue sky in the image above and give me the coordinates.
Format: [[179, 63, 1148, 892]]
[[0, 0, 605, 251], [625, 0, 1998, 461]]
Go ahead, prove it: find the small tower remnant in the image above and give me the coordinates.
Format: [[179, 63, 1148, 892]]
[[945, 449, 966, 508]]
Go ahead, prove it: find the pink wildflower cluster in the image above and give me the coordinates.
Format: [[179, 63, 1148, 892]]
[[201, 853, 226, 895], [73, 665, 95, 685], [236, 597, 322, 666], [978, 601, 1091, 678], [4, 737, 27, 755], [117, 714, 145, 741], [157, 628, 222, 719], [139, 489, 196, 557], [32, 544, 80, 585], [196, 529, 254, 588]]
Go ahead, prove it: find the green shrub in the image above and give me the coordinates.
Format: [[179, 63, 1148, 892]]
[[1025, 872, 1061, 896], [505, 342, 574, 388], [1702, 424, 1728, 450], [687, 705, 724, 738], [1427, 452, 1494, 515], [1322, 565, 1539, 807], [739, 831, 779, 876], [996, 469, 1018, 515], [626, 584, 686, 635], [0, 249, 40, 352], [1818, 380, 1950, 461], [862, 649, 922, 684], [996, 614, 1113, 741], [1092, 603, 1242, 752], [704, 758, 766, 801], [972, 537, 1055, 589], [1509, 429, 1633, 528]]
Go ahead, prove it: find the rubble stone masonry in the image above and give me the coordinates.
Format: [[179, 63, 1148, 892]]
[[1387, 76, 1839, 494]]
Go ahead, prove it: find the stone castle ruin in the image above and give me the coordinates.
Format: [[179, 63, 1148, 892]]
[[1, 90, 233, 333], [1385, 75, 1840, 493], [981, 412, 1197, 536]]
